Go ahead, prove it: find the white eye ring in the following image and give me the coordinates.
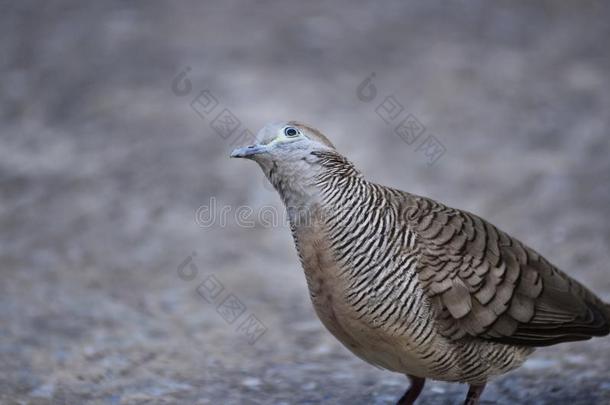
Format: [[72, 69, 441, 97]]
[[284, 127, 299, 137]]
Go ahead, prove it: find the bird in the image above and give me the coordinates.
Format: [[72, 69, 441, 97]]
[[230, 121, 610, 405]]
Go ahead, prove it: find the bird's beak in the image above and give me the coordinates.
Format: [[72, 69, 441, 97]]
[[230, 144, 269, 159]]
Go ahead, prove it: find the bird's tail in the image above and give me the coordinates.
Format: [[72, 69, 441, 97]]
[[601, 302, 610, 334], [598, 300, 610, 336]]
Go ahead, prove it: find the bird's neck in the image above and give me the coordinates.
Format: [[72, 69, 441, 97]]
[[268, 151, 365, 228]]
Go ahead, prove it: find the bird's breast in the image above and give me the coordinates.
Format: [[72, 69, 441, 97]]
[[290, 219, 365, 349], [291, 218, 429, 372]]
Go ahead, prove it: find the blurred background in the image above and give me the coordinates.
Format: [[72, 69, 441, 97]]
[[1, 1, 610, 404]]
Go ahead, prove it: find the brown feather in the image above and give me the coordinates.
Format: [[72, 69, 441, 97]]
[[406, 194, 610, 346]]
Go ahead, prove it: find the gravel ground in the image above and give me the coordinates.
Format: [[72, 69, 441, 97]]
[[1, 1, 610, 404]]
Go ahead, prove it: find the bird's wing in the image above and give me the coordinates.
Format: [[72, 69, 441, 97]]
[[402, 194, 610, 346]]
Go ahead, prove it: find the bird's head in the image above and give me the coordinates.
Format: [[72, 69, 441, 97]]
[[231, 121, 361, 210], [230, 121, 336, 166], [231, 121, 351, 204]]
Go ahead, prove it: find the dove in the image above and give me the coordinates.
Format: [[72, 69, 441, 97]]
[[231, 121, 610, 404]]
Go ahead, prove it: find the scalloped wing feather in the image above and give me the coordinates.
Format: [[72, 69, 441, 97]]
[[402, 194, 610, 346]]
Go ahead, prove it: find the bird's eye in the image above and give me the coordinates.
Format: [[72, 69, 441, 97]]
[[284, 127, 299, 137]]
